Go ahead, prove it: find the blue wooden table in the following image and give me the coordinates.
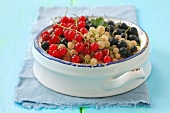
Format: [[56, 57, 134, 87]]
[[1, 0, 170, 113]]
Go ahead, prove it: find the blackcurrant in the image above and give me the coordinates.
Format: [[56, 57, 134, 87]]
[[120, 33, 127, 38], [117, 40, 127, 48], [119, 47, 128, 55], [119, 23, 128, 29], [106, 25, 114, 33], [126, 51, 133, 57], [109, 37, 118, 46], [121, 29, 126, 33], [128, 27, 138, 36], [113, 28, 122, 36], [60, 38, 68, 47], [130, 46, 137, 52], [128, 34, 139, 42], [107, 20, 114, 25], [41, 41, 49, 51]]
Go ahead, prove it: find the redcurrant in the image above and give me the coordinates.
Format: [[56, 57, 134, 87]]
[[49, 44, 58, 51], [78, 16, 86, 22], [54, 28, 63, 36], [102, 49, 109, 56], [53, 24, 59, 30], [52, 49, 62, 58], [94, 51, 103, 60], [67, 30, 76, 41], [78, 21, 86, 28], [74, 34, 83, 42], [90, 42, 99, 51], [41, 31, 49, 37], [59, 47, 68, 56], [42, 34, 50, 41], [60, 16, 68, 23], [50, 35, 59, 44], [80, 28, 88, 35], [71, 55, 81, 63], [68, 17, 74, 23], [75, 42, 85, 52], [103, 56, 111, 63], [84, 47, 91, 55]]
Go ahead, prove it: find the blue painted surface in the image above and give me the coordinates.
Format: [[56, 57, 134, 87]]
[[1, 0, 170, 113]]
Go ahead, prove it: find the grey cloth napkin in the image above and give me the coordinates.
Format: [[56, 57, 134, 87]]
[[15, 6, 150, 109]]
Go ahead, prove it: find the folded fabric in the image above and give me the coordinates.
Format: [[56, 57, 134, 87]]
[[15, 6, 150, 109]]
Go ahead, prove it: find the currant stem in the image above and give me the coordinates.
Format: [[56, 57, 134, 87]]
[[104, 14, 109, 21], [51, 18, 56, 24], [65, 7, 68, 16]]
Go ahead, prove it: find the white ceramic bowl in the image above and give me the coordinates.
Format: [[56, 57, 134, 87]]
[[32, 17, 151, 97]]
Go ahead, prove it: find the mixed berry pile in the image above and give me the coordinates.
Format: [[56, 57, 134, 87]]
[[40, 15, 140, 66]]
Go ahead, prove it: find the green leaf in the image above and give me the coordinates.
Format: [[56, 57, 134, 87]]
[[90, 19, 96, 25], [96, 17, 104, 26], [103, 22, 108, 28], [90, 17, 107, 27]]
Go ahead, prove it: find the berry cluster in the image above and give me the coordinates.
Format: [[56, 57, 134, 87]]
[[40, 15, 140, 66]]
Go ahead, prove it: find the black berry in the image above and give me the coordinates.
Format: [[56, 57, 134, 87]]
[[109, 37, 118, 46], [119, 47, 128, 55], [128, 34, 139, 42], [128, 27, 138, 36], [126, 51, 133, 57], [119, 23, 128, 29], [113, 28, 122, 36], [106, 25, 114, 33], [60, 38, 68, 46], [107, 20, 114, 25], [120, 33, 127, 38], [41, 41, 49, 51], [130, 46, 137, 52], [117, 40, 127, 48]]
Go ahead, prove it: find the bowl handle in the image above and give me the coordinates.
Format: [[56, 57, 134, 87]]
[[102, 68, 145, 90]]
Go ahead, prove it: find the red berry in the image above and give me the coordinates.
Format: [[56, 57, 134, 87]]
[[84, 47, 91, 55], [52, 49, 62, 58], [59, 47, 68, 56], [78, 16, 86, 22], [68, 17, 74, 23], [102, 49, 109, 56], [47, 40, 52, 45], [49, 44, 58, 51], [60, 22, 67, 27], [90, 42, 99, 51], [75, 42, 85, 52], [78, 21, 85, 28], [103, 56, 111, 63], [74, 34, 83, 42], [60, 16, 68, 23], [41, 31, 49, 37], [67, 30, 76, 41], [53, 24, 59, 30], [71, 55, 81, 63], [50, 35, 59, 44], [54, 28, 63, 36], [94, 51, 103, 60], [42, 34, 50, 41], [80, 28, 88, 35], [67, 23, 74, 27], [70, 25, 77, 30], [64, 30, 69, 38]]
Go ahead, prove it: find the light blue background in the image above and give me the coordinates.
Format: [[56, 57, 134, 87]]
[[0, 0, 170, 113]]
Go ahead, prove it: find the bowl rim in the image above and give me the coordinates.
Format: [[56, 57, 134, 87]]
[[34, 16, 149, 68]]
